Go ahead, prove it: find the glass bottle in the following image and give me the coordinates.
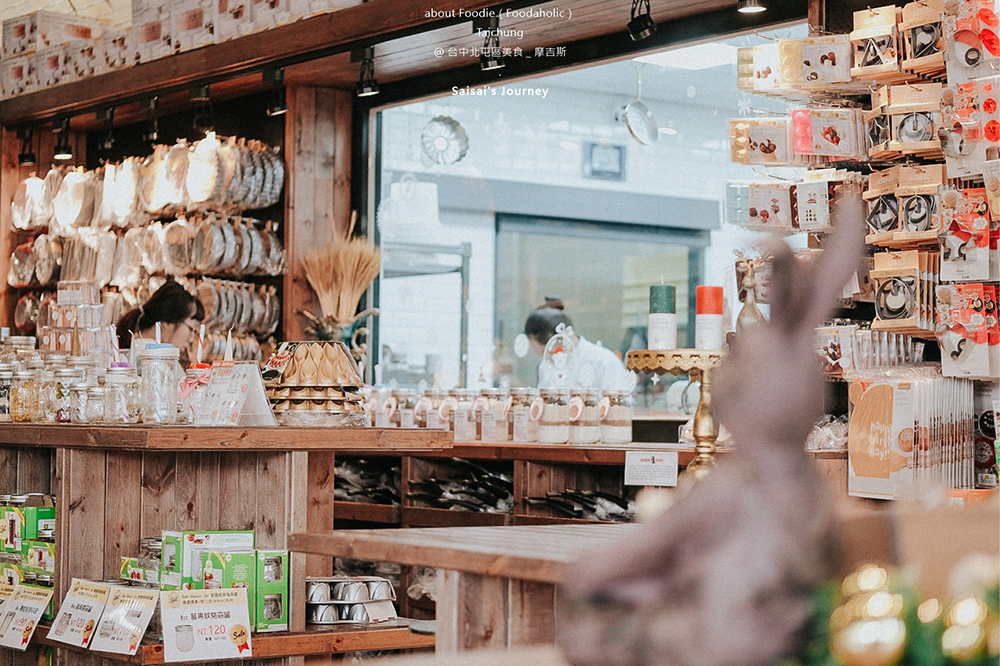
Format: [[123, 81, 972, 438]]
[[10, 371, 34, 422], [138, 344, 180, 424], [34, 369, 55, 424], [508, 388, 538, 442], [392, 388, 417, 428], [0, 371, 12, 423], [415, 389, 447, 429], [104, 366, 139, 424], [86, 387, 105, 423], [569, 389, 601, 445], [69, 383, 90, 424], [475, 388, 507, 442], [535, 388, 570, 444], [53, 368, 76, 423], [600, 390, 635, 444], [444, 388, 476, 442]]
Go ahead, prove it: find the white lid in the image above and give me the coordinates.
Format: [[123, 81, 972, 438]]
[[139, 345, 180, 359]]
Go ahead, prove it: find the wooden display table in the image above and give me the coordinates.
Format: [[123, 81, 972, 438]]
[[288, 524, 635, 652]]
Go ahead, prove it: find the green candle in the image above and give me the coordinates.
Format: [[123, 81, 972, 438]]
[[649, 285, 676, 314]]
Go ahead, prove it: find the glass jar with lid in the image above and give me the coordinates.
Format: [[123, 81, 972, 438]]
[[10, 371, 34, 422], [599, 390, 634, 444], [34, 369, 55, 424], [69, 383, 91, 424], [69, 356, 99, 385], [569, 389, 601, 445], [508, 388, 538, 442], [0, 370, 12, 423], [86, 386, 105, 423], [138, 536, 163, 638], [442, 388, 476, 441], [179, 364, 211, 424], [44, 353, 68, 371], [474, 388, 508, 442], [534, 388, 570, 444], [53, 368, 77, 423], [138, 344, 181, 424], [392, 388, 418, 429], [104, 366, 139, 424], [414, 389, 447, 429]]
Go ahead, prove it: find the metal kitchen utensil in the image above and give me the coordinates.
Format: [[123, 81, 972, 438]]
[[624, 64, 658, 146]]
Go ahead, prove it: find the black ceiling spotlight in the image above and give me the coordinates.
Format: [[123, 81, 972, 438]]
[[353, 46, 379, 97], [16, 127, 36, 166], [478, 16, 505, 71], [52, 117, 73, 161], [98, 106, 115, 152], [143, 96, 160, 144], [265, 67, 287, 116], [737, 0, 767, 13], [191, 84, 215, 135], [628, 0, 657, 41]]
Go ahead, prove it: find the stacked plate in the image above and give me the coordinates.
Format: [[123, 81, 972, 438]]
[[265, 341, 367, 426], [305, 576, 396, 625]]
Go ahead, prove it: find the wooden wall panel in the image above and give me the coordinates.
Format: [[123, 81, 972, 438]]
[[139, 452, 177, 536], [305, 451, 334, 576], [0, 447, 17, 493], [103, 451, 142, 578], [16, 448, 52, 494]]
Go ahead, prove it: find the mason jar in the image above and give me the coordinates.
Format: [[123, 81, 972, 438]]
[[508, 388, 538, 442], [69, 383, 91, 424], [138, 344, 181, 424], [0, 371, 12, 422], [104, 366, 139, 424], [534, 388, 570, 444], [599, 390, 635, 444], [179, 365, 211, 424], [392, 388, 418, 429], [53, 368, 77, 423], [442, 388, 476, 442], [569, 389, 601, 445], [34, 370, 55, 424], [10, 371, 34, 422], [86, 387, 105, 423], [474, 388, 507, 442], [68, 356, 99, 385], [414, 389, 447, 429]]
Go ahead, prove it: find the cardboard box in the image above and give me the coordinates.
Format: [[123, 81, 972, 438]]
[[0, 55, 34, 98], [2, 500, 54, 552], [214, 0, 253, 41], [201, 550, 256, 626], [172, 0, 215, 52], [34, 45, 70, 89], [2, 11, 105, 59], [23, 541, 55, 574], [255, 550, 288, 632], [132, 5, 173, 63], [161, 530, 255, 590]]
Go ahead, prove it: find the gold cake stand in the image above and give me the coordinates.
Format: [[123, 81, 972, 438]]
[[627, 349, 726, 480]]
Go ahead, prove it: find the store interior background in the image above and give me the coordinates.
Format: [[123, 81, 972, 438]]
[[375, 24, 807, 399]]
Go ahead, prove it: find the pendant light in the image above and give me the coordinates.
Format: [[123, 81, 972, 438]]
[[265, 67, 287, 116], [354, 46, 379, 97], [628, 0, 657, 41], [98, 106, 115, 152], [53, 117, 73, 161], [191, 84, 215, 135], [479, 16, 505, 71], [737, 0, 767, 13], [143, 96, 160, 144], [16, 127, 36, 166]]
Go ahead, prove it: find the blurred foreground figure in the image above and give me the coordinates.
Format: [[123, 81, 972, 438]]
[[557, 209, 865, 666]]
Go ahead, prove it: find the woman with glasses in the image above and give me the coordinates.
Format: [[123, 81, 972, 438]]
[[116, 280, 205, 367]]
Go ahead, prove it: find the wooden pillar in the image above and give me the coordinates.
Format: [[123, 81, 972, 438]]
[[283, 86, 353, 342]]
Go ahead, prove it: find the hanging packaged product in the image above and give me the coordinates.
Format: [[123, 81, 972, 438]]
[[895, 164, 945, 243], [814, 323, 858, 377], [778, 35, 852, 88], [871, 249, 939, 336], [796, 169, 858, 231], [790, 107, 863, 160], [985, 284, 999, 380], [736, 45, 755, 92], [864, 166, 901, 242], [750, 42, 784, 94], [940, 80, 990, 178], [937, 282, 992, 379], [851, 6, 909, 83], [729, 117, 794, 165], [866, 90, 896, 160], [943, 0, 1000, 85], [747, 180, 794, 230], [847, 375, 915, 500], [939, 186, 992, 281], [900, 0, 946, 76], [888, 82, 943, 158]]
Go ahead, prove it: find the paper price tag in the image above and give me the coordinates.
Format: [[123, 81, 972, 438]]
[[0, 584, 54, 650], [195, 363, 274, 426], [89, 587, 159, 656], [624, 451, 679, 487], [160, 588, 252, 662], [46, 579, 111, 649]]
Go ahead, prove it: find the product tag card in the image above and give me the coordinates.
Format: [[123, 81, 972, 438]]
[[0, 583, 14, 607], [0, 584, 53, 650], [196, 362, 274, 426], [624, 451, 679, 487], [46, 579, 111, 649], [89, 587, 159, 656], [160, 588, 252, 662]]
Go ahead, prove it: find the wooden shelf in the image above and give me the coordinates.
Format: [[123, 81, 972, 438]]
[[429, 442, 724, 465], [0, 425, 453, 451], [402, 506, 511, 528], [334, 500, 401, 524], [34, 620, 434, 663]]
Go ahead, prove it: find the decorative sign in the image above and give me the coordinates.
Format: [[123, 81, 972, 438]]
[[624, 451, 679, 487], [0, 584, 53, 650], [47, 579, 111, 649], [89, 587, 159, 656], [160, 588, 252, 662], [195, 362, 275, 426]]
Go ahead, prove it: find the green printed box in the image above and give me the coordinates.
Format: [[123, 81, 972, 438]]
[[255, 550, 288, 633], [22, 540, 55, 573], [161, 529, 256, 590], [2, 504, 54, 552], [201, 550, 256, 626]]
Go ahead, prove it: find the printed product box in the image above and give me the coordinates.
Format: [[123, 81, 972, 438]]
[[1, 55, 34, 98], [34, 45, 70, 89], [255, 550, 288, 632], [201, 550, 256, 626], [214, 0, 253, 41], [2, 500, 55, 552], [23, 541, 55, 574], [2, 11, 105, 59], [119, 556, 141, 582], [97, 29, 134, 72], [172, 0, 215, 52], [133, 4, 173, 63], [161, 530, 255, 590]]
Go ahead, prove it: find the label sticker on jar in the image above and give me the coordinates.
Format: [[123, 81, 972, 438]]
[[624, 451, 679, 487], [480, 411, 499, 442], [426, 411, 441, 429], [512, 407, 530, 442], [161, 588, 252, 661], [399, 408, 415, 429]]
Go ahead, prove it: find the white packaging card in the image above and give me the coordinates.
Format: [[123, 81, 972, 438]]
[[46, 579, 111, 649], [196, 362, 275, 426], [161, 588, 252, 662], [0, 584, 54, 650], [89, 587, 159, 655], [624, 451, 679, 487]]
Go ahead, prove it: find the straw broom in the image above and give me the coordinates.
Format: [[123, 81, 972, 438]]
[[300, 211, 381, 326]]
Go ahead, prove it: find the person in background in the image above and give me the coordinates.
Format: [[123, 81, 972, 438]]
[[523, 296, 632, 392], [116, 280, 204, 367]]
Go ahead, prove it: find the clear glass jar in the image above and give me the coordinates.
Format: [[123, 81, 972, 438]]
[[415, 389, 447, 429], [69, 356, 99, 385], [70, 383, 91, 424], [34, 370, 55, 424], [10, 371, 34, 422], [86, 387, 105, 423], [137, 536, 163, 638], [104, 366, 139, 424], [179, 365, 211, 424], [0, 371, 12, 423], [534, 389, 570, 444], [44, 353, 68, 371], [392, 388, 417, 429], [600, 390, 634, 444], [443, 388, 476, 442], [475, 388, 508, 442], [569, 389, 601, 445], [53, 368, 76, 423], [139, 345, 180, 424], [508, 388, 538, 442]]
